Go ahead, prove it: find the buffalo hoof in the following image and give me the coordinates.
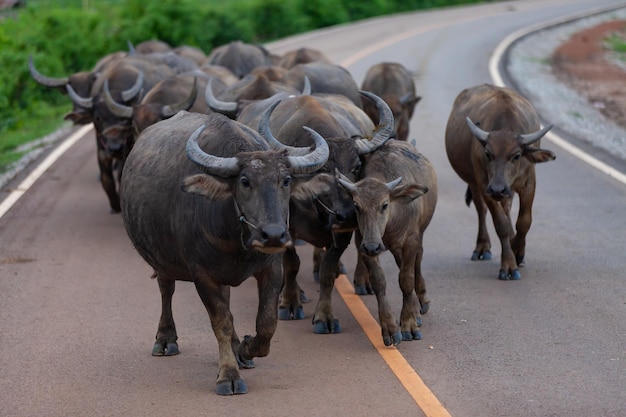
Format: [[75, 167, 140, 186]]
[[339, 263, 347, 275], [419, 302, 430, 315], [300, 290, 310, 303], [152, 342, 179, 356], [401, 330, 422, 341], [498, 269, 522, 280], [313, 319, 341, 334], [471, 251, 492, 261], [278, 306, 305, 320], [236, 355, 255, 369], [384, 331, 403, 346], [216, 378, 248, 395], [354, 285, 368, 295]]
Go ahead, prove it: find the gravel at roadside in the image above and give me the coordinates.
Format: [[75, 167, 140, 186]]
[[506, 7, 626, 162]]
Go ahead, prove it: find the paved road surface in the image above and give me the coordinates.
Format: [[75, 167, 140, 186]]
[[1, 1, 624, 416]]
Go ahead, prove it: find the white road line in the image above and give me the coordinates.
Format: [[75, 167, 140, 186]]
[[0, 124, 93, 219]]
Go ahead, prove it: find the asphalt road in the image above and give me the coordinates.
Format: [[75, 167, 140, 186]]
[[1, 1, 625, 416]]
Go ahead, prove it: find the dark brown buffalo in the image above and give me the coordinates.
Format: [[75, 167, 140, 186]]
[[445, 84, 556, 280], [69, 56, 178, 212], [120, 111, 329, 395], [361, 62, 421, 142], [283, 61, 363, 109], [277, 47, 332, 69], [28, 51, 127, 124], [337, 139, 437, 345], [206, 40, 273, 78], [248, 91, 394, 335]]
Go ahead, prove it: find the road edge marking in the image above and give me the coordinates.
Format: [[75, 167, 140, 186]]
[[0, 124, 93, 219], [335, 275, 452, 417]]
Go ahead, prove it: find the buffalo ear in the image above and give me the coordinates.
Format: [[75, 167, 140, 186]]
[[390, 183, 428, 205], [523, 147, 556, 163], [181, 174, 230, 200], [291, 173, 333, 202]]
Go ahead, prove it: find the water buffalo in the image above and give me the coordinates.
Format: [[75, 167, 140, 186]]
[[120, 110, 329, 395], [251, 91, 394, 335], [361, 62, 421, 142], [337, 139, 437, 345], [445, 84, 556, 280], [277, 47, 332, 69], [206, 40, 273, 79], [28, 51, 127, 124]]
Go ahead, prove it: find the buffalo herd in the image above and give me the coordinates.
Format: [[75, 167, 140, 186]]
[[29, 38, 555, 395]]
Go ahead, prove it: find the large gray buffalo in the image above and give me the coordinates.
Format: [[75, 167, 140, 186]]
[[445, 84, 556, 280], [338, 139, 437, 346], [120, 111, 329, 395]]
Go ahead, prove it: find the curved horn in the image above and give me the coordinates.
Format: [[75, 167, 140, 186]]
[[104, 79, 134, 119], [301, 75, 311, 95], [520, 124, 553, 146], [258, 99, 314, 156], [66, 83, 93, 109], [162, 77, 198, 117], [121, 70, 144, 102], [355, 90, 394, 154], [127, 40, 136, 55], [288, 126, 329, 175], [186, 125, 240, 177], [237, 123, 270, 151], [465, 116, 489, 145], [337, 173, 357, 193], [385, 177, 403, 190], [204, 78, 238, 116], [28, 55, 68, 88]]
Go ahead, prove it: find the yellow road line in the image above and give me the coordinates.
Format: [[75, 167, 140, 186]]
[[335, 275, 451, 417]]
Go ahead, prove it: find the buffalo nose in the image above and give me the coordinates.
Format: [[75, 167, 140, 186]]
[[486, 183, 511, 199], [261, 224, 289, 247], [360, 242, 384, 256]]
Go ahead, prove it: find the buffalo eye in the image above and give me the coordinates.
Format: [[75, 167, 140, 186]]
[[484, 148, 494, 161], [511, 152, 522, 161], [381, 202, 389, 212], [283, 175, 292, 187], [353, 202, 361, 213], [240, 176, 250, 188]]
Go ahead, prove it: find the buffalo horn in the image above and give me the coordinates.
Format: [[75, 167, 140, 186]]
[[186, 125, 240, 177], [204, 78, 238, 116], [520, 124, 553, 146], [289, 126, 329, 175], [162, 77, 198, 117], [337, 171, 357, 193], [258, 100, 313, 156], [385, 177, 403, 190], [66, 83, 93, 109], [104, 79, 134, 119], [28, 55, 69, 87], [121, 70, 144, 102], [355, 90, 394, 154], [302, 75, 311, 95], [465, 117, 489, 144]]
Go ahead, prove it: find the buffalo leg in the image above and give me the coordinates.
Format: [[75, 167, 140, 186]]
[[193, 279, 247, 395], [469, 184, 492, 260], [239, 260, 282, 361], [486, 198, 519, 280], [311, 231, 352, 334], [97, 148, 120, 213], [279, 246, 305, 320], [511, 183, 536, 267], [360, 251, 402, 346], [313, 247, 347, 283], [153, 275, 179, 356], [353, 242, 373, 295]]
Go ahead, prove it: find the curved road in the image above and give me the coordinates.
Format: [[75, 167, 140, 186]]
[[1, 1, 624, 416]]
